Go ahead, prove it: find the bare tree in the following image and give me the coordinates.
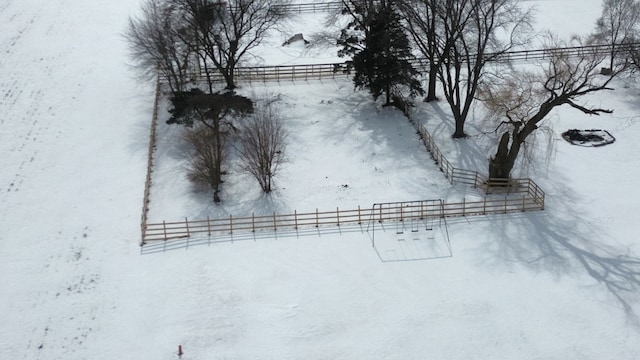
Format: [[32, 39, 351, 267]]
[[400, 0, 532, 138], [177, 0, 292, 91], [176, 90, 254, 202], [184, 124, 228, 202], [479, 35, 623, 179], [125, 0, 195, 94], [592, 0, 640, 70], [238, 100, 286, 193], [397, 0, 443, 102], [444, 0, 533, 138]]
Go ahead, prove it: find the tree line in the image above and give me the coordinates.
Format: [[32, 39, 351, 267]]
[[126, 0, 640, 202]]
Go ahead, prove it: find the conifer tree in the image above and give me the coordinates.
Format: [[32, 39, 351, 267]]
[[338, 0, 423, 105]]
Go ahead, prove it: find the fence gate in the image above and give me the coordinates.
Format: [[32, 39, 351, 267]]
[[368, 200, 451, 262]]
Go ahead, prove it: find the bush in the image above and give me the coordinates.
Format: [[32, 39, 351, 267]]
[[238, 101, 286, 193], [184, 124, 227, 203]]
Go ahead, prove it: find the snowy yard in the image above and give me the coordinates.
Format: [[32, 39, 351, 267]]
[[1, 0, 639, 359]]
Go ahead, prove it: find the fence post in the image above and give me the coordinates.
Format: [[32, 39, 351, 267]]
[[336, 207, 340, 226], [504, 196, 508, 214], [483, 197, 487, 215], [294, 210, 298, 229], [273, 211, 277, 231], [463, 197, 466, 216], [315, 208, 319, 227], [357, 205, 361, 224], [185, 217, 190, 238], [163, 220, 167, 241], [207, 216, 211, 246], [229, 214, 233, 234], [252, 213, 255, 232], [522, 195, 526, 211]]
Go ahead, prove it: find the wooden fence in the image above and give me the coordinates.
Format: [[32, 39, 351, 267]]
[[271, 2, 343, 13], [140, 85, 546, 245], [141, 110, 546, 244], [142, 192, 544, 243], [178, 42, 640, 85], [140, 79, 161, 246], [412, 120, 544, 205]]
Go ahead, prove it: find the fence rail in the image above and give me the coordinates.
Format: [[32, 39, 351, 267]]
[[143, 193, 544, 242], [140, 78, 161, 245], [173, 42, 640, 85], [271, 2, 343, 13], [486, 42, 640, 63]]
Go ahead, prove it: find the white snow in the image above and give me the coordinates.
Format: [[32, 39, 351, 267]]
[[1, 0, 639, 359]]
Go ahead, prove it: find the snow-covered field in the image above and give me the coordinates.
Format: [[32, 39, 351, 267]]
[[1, 0, 640, 359]]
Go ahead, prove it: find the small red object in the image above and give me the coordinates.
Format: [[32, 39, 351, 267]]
[[178, 345, 183, 356]]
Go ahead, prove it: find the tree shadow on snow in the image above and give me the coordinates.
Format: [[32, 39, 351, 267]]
[[487, 173, 640, 326], [412, 101, 491, 174]]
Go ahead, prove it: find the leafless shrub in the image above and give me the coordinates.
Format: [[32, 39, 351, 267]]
[[238, 101, 286, 193], [184, 124, 227, 203]]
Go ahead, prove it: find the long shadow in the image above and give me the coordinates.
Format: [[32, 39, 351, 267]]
[[527, 212, 640, 323], [412, 101, 490, 173], [486, 170, 640, 325]]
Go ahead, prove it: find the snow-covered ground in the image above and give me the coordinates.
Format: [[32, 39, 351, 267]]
[[1, 0, 639, 359]]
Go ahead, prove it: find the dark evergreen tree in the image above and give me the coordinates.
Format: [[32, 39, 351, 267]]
[[338, 0, 423, 105]]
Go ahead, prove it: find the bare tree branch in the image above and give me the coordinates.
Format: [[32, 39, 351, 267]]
[[479, 34, 620, 179]]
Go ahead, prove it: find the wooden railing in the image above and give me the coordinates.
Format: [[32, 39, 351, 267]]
[[411, 112, 545, 207], [140, 78, 161, 246], [485, 42, 640, 63], [225, 62, 347, 82], [271, 2, 343, 13], [175, 42, 640, 85], [143, 194, 544, 243]]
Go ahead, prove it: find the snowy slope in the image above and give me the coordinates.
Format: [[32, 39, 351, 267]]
[[1, 0, 639, 359]]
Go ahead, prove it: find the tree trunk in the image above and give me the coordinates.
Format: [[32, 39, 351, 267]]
[[225, 60, 236, 90], [488, 131, 522, 179], [224, 72, 236, 90], [213, 115, 223, 197], [203, 61, 214, 94], [424, 65, 438, 102], [452, 118, 466, 138]]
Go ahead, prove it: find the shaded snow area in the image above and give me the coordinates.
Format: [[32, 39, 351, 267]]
[[1, 0, 640, 359]]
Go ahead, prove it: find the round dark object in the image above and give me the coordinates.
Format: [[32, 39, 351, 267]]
[[561, 129, 615, 147]]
